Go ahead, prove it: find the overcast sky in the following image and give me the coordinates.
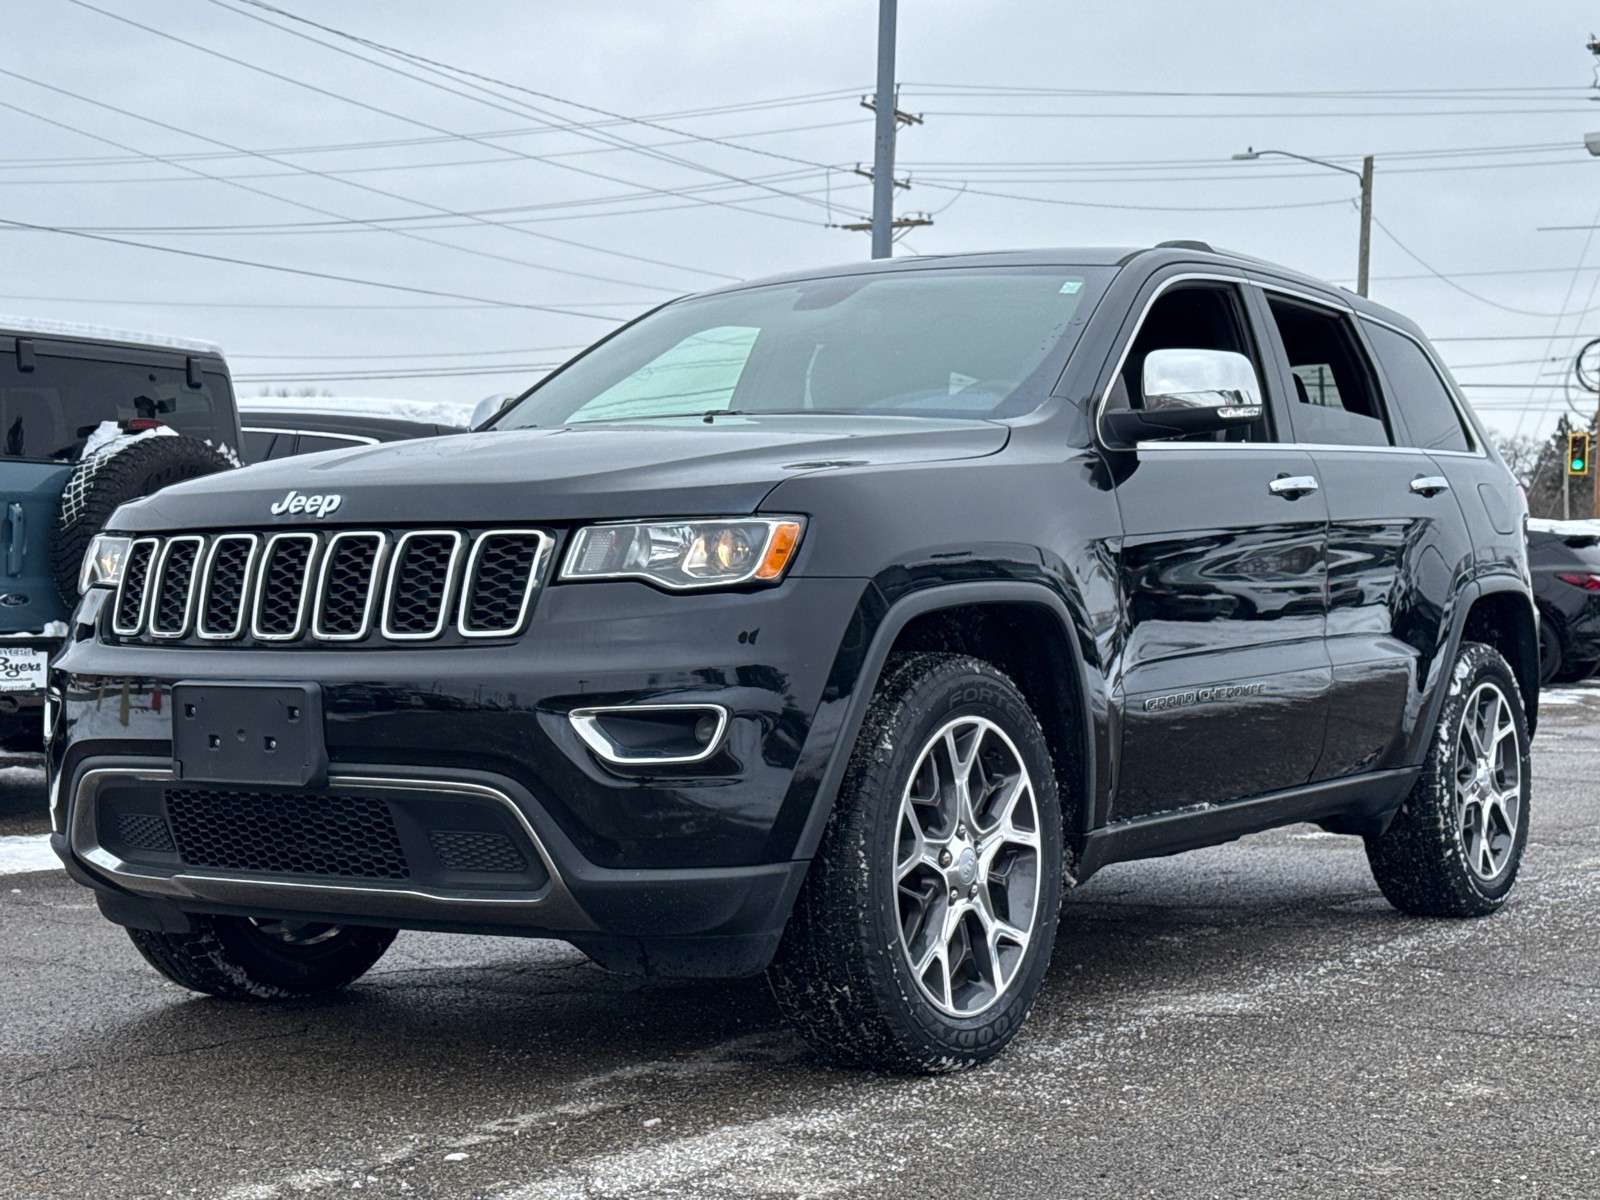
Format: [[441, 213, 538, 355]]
[[6, 0, 1600, 440]]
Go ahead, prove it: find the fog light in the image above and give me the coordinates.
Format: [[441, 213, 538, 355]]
[[569, 703, 729, 765], [694, 713, 720, 745]]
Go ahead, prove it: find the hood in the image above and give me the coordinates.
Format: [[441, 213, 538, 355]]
[[110, 416, 1010, 531]]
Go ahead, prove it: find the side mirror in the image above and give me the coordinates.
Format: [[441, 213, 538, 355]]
[[1101, 348, 1264, 448], [470, 392, 516, 428]]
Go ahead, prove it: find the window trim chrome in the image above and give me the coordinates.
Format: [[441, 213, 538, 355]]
[[146, 535, 206, 639], [1093, 271, 1254, 451], [195, 533, 261, 641], [568, 703, 730, 766], [457, 529, 553, 639], [250, 531, 322, 642], [312, 531, 389, 642], [381, 529, 464, 641], [110, 537, 162, 637]]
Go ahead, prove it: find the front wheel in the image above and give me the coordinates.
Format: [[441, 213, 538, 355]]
[[127, 915, 396, 999], [1365, 641, 1530, 917], [768, 652, 1064, 1073]]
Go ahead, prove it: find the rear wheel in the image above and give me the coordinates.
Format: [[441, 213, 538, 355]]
[[768, 652, 1063, 1073], [1365, 641, 1529, 917], [127, 915, 396, 998]]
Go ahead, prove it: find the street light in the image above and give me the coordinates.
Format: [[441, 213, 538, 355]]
[[1232, 147, 1375, 297]]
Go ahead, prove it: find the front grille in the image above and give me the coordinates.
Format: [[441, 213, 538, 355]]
[[112, 538, 158, 635], [385, 531, 461, 638], [428, 829, 527, 872], [254, 534, 317, 639], [150, 537, 202, 637], [110, 527, 551, 646], [461, 532, 546, 636], [198, 535, 257, 639], [165, 787, 410, 879]]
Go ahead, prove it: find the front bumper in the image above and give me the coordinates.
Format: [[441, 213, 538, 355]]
[[56, 755, 809, 977]]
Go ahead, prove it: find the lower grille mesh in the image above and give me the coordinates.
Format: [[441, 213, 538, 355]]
[[117, 812, 175, 852], [428, 830, 528, 873], [165, 788, 410, 879]]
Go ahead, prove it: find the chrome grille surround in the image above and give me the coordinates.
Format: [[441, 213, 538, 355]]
[[251, 532, 321, 642], [195, 534, 260, 641], [111, 537, 161, 637], [148, 535, 205, 638], [106, 527, 549, 645], [457, 529, 552, 639], [312, 531, 388, 641], [382, 529, 464, 642]]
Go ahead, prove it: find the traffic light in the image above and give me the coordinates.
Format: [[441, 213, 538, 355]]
[[1570, 431, 1592, 476]]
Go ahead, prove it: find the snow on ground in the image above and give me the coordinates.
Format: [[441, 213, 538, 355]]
[[0, 835, 58, 875]]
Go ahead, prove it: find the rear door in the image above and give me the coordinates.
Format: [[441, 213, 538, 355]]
[[1107, 275, 1331, 820], [1255, 286, 1475, 778]]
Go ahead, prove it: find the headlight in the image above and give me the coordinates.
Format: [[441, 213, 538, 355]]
[[561, 517, 805, 590], [78, 534, 131, 594]]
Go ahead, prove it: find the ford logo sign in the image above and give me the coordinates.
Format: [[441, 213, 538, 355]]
[[0, 593, 28, 607]]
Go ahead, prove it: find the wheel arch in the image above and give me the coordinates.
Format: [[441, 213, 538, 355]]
[[1453, 580, 1540, 736], [785, 581, 1098, 866]]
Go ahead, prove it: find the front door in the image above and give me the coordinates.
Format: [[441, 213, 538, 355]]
[[1108, 280, 1331, 821]]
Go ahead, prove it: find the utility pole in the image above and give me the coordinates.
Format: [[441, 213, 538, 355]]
[[1357, 155, 1374, 298], [870, 0, 897, 259]]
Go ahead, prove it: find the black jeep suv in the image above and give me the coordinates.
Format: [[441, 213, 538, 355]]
[[48, 246, 1536, 1072]]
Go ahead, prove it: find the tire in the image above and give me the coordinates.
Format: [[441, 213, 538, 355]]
[[1537, 616, 1562, 687], [126, 915, 396, 999], [52, 434, 236, 608], [1365, 641, 1530, 917], [767, 652, 1064, 1073]]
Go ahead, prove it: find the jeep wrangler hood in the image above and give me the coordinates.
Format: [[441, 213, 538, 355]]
[[109, 416, 1010, 530]]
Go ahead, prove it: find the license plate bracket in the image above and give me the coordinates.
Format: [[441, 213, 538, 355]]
[[171, 681, 326, 787]]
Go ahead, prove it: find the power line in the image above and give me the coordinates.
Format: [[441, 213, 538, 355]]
[[0, 215, 628, 318], [59, 0, 835, 229], [0, 79, 717, 292], [913, 179, 1352, 213]]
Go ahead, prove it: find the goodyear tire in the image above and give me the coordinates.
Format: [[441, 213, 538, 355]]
[[52, 434, 235, 607]]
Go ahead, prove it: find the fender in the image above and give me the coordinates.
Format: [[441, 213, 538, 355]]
[[1410, 574, 1539, 766], [776, 578, 1100, 866]]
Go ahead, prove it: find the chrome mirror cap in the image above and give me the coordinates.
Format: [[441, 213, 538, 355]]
[[1141, 348, 1262, 415]]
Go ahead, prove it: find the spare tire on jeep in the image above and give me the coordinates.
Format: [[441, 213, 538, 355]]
[[51, 434, 236, 607]]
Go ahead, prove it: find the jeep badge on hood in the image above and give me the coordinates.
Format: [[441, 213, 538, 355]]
[[269, 490, 342, 518]]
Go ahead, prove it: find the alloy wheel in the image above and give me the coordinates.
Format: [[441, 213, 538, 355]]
[[894, 715, 1043, 1017], [1454, 681, 1522, 882]]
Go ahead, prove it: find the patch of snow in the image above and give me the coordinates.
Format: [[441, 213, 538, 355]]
[[1527, 517, 1600, 536], [0, 313, 221, 355], [0, 834, 60, 876], [241, 396, 476, 426], [80, 420, 177, 459]]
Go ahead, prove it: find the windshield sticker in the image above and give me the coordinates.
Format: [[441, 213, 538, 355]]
[[1059, 279, 1083, 294]]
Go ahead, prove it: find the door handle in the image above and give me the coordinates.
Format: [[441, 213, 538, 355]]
[[1409, 475, 1450, 496], [5, 503, 21, 577], [1268, 475, 1319, 497]]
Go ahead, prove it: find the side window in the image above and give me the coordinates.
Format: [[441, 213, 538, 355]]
[[295, 434, 373, 455], [1361, 321, 1473, 452], [241, 429, 278, 463], [1111, 284, 1274, 442], [1266, 298, 1391, 447]]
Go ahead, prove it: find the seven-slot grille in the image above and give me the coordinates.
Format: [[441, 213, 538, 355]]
[[113, 528, 551, 645]]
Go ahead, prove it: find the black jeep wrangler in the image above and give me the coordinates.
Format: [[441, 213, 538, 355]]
[[48, 246, 1535, 1072]]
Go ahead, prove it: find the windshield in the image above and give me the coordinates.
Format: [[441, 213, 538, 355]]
[[492, 265, 1114, 428]]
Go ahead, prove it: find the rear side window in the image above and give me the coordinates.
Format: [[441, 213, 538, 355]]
[[0, 349, 229, 461], [1361, 321, 1473, 452], [1266, 298, 1391, 447]]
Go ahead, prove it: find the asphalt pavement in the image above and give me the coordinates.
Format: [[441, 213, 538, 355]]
[[3, 687, 1597, 1200]]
